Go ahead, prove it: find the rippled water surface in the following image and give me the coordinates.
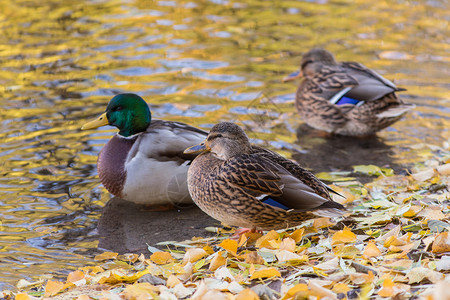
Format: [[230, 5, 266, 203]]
[[0, 0, 448, 288]]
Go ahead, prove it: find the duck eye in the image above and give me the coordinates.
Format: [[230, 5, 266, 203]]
[[113, 106, 123, 112], [216, 134, 223, 138]]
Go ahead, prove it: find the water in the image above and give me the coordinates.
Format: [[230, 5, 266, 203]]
[[0, 0, 448, 289]]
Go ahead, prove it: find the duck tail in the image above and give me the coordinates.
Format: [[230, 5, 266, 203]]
[[376, 103, 415, 118], [313, 208, 346, 218]]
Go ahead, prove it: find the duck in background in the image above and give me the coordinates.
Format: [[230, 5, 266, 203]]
[[82, 93, 207, 210], [283, 48, 415, 136], [184, 122, 346, 231]]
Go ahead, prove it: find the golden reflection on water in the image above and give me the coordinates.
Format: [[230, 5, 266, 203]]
[[0, 0, 448, 288]]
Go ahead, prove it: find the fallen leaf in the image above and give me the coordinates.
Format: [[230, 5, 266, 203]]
[[331, 227, 356, 245], [363, 240, 382, 257], [378, 277, 395, 297], [150, 252, 174, 265], [244, 251, 265, 265], [313, 217, 336, 229], [183, 248, 207, 264], [250, 267, 281, 280], [281, 284, 308, 300], [67, 270, 86, 286], [255, 230, 279, 249], [407, 267, 444, 284], [288, 228, 304, 243], [332, 282, 350, 294], [123, 282, 158, 299], [431, 232, 450, 253], [15, 293, 31, 300], [209, 251, 227, 271], [44, 280, 65, 297], [276, 250, 308, 263], [236, 288, 259, 300], [219, 239, 238, 256], [166, 275, 181, 288], [77, 295, 90, 300], [94, 252, 118, 261], [279, 237, 296, 252]]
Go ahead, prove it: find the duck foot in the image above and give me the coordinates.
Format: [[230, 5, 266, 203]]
[[231, 227, 262, 239]]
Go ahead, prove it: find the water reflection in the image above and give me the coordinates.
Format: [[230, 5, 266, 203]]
[[0, 0, 448, 290], [293, 124, 400, 182]]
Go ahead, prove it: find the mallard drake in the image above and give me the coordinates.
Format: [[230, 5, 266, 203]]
[[81, 93, 207, 208], [184, 122, 346, 231], [283, 48, 415, 136]]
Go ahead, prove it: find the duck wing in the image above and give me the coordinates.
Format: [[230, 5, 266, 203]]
[[131, 120, 208, 163], [219, 153, 342, 211], [340, 62, 405, 101]]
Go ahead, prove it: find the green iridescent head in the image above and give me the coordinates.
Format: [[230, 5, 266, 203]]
[[82, 93, 151, 137]]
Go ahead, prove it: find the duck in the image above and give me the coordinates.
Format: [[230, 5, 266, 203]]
[[283, 48, 415, 136], [184, 122, 346, 231], [81, 93, 207, 209]]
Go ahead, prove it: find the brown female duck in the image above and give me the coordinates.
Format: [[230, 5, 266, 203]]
[[184, 122, 346, 231], [82, 93, 207, 208], [284, 48, 415, 136]]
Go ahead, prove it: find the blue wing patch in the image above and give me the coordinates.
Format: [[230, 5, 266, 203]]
[[336, 96, 360, 105], [262, 198, 290, 210]]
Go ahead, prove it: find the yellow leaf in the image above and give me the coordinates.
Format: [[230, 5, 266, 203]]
[[244, 251, 265, 265], [123, 282, 158, 299], [209, 251, 227, 271], [236, 288, 259, 300], [44, 280, 65, 297], [94, 251, 118, 261], [432, 232, 450, 253], [281, 283, 308, 300], [250, 267, 281, 280], [332, 283, 350, 294], [183, 248, 207, 264], [378, 277, 394, 297], [279, 237, 296, 252], [150, 252, 174, 265], [313, 217, 336, 229], [288, 228, 304, 243], [255, 230, 279, 249], [15, 293, 31, 300], [331, 227, 356, 245], [403, 205, 422, 218], [219, 239, 238, 255], [363, 241, 382, 257], [203, 245, 214, 255], [112, 269, 150, 283]]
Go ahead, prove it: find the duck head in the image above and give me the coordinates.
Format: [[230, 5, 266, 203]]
[[82, 93, 151, 137], [184, 122, 251, 160]]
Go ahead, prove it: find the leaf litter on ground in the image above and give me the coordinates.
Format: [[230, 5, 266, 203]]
[[3, 142, 450, 300]]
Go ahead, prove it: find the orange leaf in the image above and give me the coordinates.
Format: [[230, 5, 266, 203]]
[[166, 275, 181, 288], [255, 230, 279, 249], [150, 252, 174, 265], [219, 239, 238, 255], [77, 295, 91, 300], [331, 227, 356, 245], [94, 251, 118, 261], [378, 277, 395, 297], [288, 228, 304, 243], [249, 267, 281, 280], [363, 241, 382, 257], [236, 288, 259, 300], [281, 283, 308, 300], [15, 293, 31, 300], [209, 251, 227, 271], [44, 280, 65, 297], [432, 232, 450, 253]]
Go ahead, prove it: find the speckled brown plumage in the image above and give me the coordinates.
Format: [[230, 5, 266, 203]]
[[185, 122, 346, 231], [290, 48, 415, 136]]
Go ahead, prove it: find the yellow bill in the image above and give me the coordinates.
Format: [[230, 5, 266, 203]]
[[81, 112, 108, 130]]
